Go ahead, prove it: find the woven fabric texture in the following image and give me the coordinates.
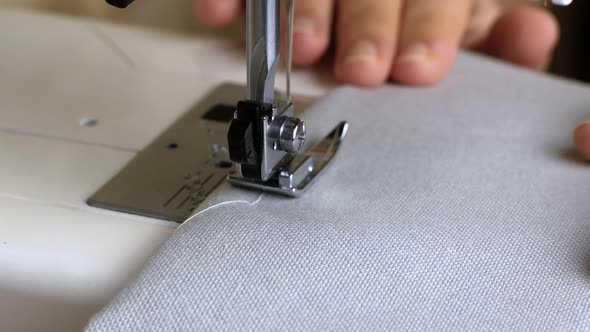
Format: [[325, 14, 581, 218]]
[[87, 53, 590, 331]]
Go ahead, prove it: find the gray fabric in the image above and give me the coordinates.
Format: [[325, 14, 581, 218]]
[[86, 53, 590, 332]]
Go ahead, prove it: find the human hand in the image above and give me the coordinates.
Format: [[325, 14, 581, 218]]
[[194, 0, 559, 87], [574, 121, 590, 161], [194, 1, 588, 162]]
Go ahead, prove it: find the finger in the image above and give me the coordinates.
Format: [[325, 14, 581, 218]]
[[334, 0, 402, 87], [194, 0, 242, 27], [574, 121, 590, 161], [482, 6, 559, 71], [461, 0, 502, 49], [391, 0, 472, 86], [289, 0, 335, 66]]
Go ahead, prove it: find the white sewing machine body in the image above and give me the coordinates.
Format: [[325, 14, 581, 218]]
[[0, 8, 330, 331]]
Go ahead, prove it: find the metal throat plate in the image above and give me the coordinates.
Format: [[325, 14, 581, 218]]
[[88, 83, 315, 222]]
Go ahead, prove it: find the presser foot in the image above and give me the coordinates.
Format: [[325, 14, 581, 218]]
[[228, 121, 349, 197]]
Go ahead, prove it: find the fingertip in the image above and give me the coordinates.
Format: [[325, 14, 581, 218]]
[[335, 61, 390, 87], [391, 41, 456, 86], [574, 121, 590, 161], [334, 40, 393, 87], [485, 6, 560, 70], [194, 0, 241, 28], [291, 19, 330, 66]]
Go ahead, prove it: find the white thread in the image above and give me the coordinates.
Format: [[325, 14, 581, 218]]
[[0, 126, 138, 153], [176, 193, 265, 231], [0, 191, 264, 229], [0, 192, 174, 226], [0, 192, 35, 202]]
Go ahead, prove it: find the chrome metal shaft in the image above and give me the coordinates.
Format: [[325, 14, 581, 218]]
[[286, 0, 294, 104], [246, 0, 280, 104]]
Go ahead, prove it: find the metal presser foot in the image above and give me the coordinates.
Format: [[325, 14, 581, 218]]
[[227, 0, 348, 197]]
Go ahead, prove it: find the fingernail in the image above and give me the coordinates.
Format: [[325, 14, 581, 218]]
[[397, 42, 437, 64], [294, 17, 316, 37], [344, 40, 380, 64]]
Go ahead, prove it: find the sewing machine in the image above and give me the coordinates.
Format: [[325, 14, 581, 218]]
[[0, 0, 576, 331], [87, 0, 347, 223]]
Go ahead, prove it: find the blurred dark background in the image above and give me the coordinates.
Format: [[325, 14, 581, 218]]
[[551, 1, 589, 82]]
